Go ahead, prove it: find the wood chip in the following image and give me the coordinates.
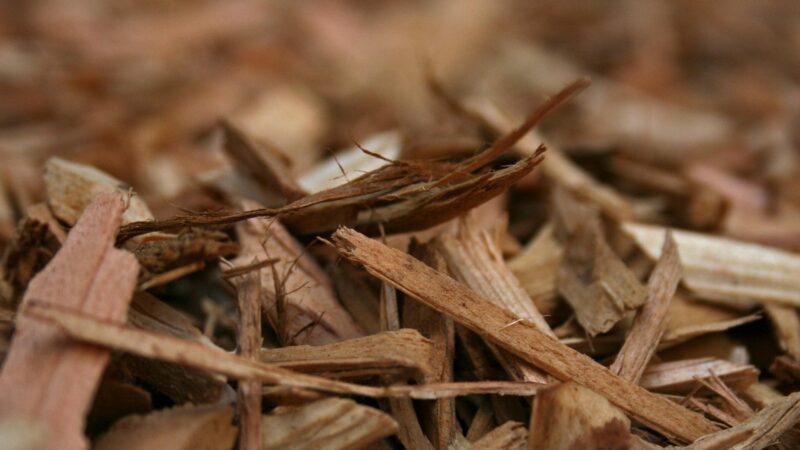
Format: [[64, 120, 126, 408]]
[[222, 120, 307, 202], [404, 240, 459, 449], [329, 227, 718, 443], [0, 193, 140, 450], [124, 292, 231, 404], [557, 212, 647, 336], [43, 157, 153, 226], [623, 222, 800, 308], [679, 391, 800, 450], [93, 404, 237, 450], [507, 223, 562, 317], [231, 200, 363, 345], [611, 231, 681, 382], [529, 381, 631, 450], [764, 302, 800, 360], [233, 271, 262, 450], [261, 398, 398, 450], [466, 99, 633, 220], [471, 421, 527, 450], [259, 329, 437, 381], [639, 358, 758, 394]]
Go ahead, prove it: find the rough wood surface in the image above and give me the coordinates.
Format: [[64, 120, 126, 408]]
[[679, 392, 800, 450], [0, 193, 139, 450], [231, 200, 363, 345], [471, 421, 527, 450], [233, 271, 262, 450], [329, 227, 719, 443], [43, 158, 153, 226], [557, 218, 647, 336], [624, 222, 800, 308], [261, 398, 398, 450], [93, 404, 237, 450], [611, 231, 681, 382], [529, 381, 631, 450]]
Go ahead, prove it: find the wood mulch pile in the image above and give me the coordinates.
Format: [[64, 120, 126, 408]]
[[2, 1, 800, 449]]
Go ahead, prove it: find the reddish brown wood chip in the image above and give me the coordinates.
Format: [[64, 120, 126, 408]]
[[0, 193, 140, 450]]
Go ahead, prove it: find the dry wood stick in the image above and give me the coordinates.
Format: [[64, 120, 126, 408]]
[[234, 271, 262, 450], [24, 302, 544, 400]]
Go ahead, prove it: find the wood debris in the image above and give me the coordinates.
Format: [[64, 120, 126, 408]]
[[330, 227, 717, 443], [437, 219, 552, 383], [0, 193, 139, 450], [43, 158, 153, 226], [678, 391, 800, 450], [3, 3, 800, 447], [639, 358, 758, 394], [261, 398, 398, 450], [231, 200, 363, 345], [471, 421, 527, 450], [530, 381, 631, 450], [623, 222, 800, 308], [611, 231, 681, 382], [93, 404, 237, 450], [555, 191, 647, 336]]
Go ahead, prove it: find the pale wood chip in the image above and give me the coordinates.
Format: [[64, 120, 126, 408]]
[[43, 157, 153, 226], [298, 131, 401, 193], [530, 381, 632, 450], [261, 398, 398, 450], [94, 404, 237, 450], [507, 223, 562, 317], [623, 222, 800, 308], [471, 421, 527, 450], [259, 328, 437, 381], [329, 227, 718, 443], [639, 358, 758, 394]]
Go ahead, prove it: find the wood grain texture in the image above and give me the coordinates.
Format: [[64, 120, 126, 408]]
[[0, 193, 139, 450]]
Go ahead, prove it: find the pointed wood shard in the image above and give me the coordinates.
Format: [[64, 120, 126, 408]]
[[611, 231, 681, 382]]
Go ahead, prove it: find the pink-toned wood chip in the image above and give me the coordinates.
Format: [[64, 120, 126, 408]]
[[0, 192, 140, 450]]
